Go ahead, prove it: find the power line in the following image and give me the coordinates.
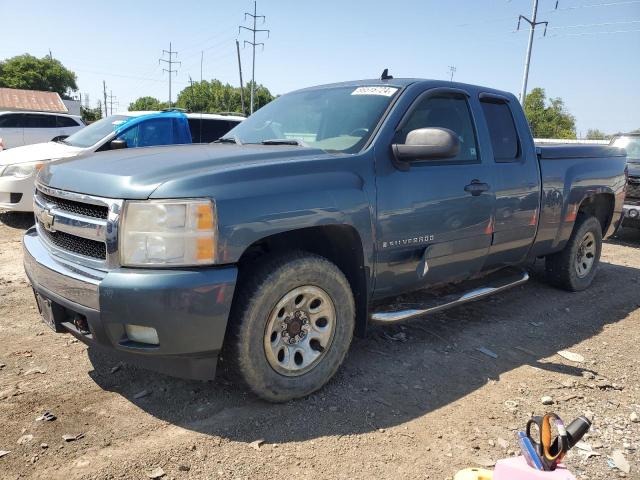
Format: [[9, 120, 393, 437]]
[[159, 42, 181, 108], [547, 0, 640, 11], [548, 28, 640, 36], [239, 1, 269, 115], [548, 19, 640, 29]]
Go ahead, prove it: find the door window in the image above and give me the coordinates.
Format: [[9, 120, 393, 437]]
[[56, 116, 80, 127], [0, 113, 23, 128], [189, 118, 235, 142], [24, 114, 56, 128], [117, 118, 173, 148], [397, 93, 479, 163], [480, 100, 520, 161]]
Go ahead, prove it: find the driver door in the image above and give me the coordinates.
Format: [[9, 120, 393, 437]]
[[374, 88, 495, 298]]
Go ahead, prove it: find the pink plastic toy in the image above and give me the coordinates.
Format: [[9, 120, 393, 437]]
[[493, 456, 576, 480]]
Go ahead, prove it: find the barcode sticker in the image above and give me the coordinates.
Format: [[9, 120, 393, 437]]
[[351, 86, 398, 97]]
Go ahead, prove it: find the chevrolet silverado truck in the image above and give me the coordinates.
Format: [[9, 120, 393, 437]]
[[610, 133, 640, 227], [23, 77, 627, 402]]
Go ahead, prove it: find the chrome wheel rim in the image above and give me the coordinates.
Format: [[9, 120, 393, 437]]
[[575, 231, 596, 278], [264, 285, 336, 377]]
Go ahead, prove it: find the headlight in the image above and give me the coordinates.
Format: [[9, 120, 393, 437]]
[[1, 161, 45, 178], [120, 199, 217, 267]]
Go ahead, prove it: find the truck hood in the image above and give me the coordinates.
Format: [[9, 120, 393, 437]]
[[0, 141, 84, 166], [39, 143, 331, 199]]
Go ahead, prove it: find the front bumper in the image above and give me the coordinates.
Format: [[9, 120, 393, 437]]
[[0, 173, 36, 211], [23, 227, 238, 380]]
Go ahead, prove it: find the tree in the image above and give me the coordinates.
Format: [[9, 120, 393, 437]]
[[586, 129, 608, 140], [524, 88, 576, 139], [0, 54, 78, 98], [128, 96, 168, 111], [175, 79, 274, 115], [81, 105, 102, 124]]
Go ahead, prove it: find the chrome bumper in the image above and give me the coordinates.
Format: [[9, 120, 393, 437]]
[[23, 227, 105, 310]]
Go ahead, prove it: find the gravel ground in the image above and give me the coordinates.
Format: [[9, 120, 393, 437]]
[[0, 211, 638, 480]]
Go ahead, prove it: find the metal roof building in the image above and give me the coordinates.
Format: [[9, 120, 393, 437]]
[[0, 87, 68, 113]]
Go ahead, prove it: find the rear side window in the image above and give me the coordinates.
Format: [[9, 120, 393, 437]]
[[189, 118, 237, 143], [480, 100, 519, 161], [24, 114, 56, 128], [56, 116, 80, 127], [0, 113, 23, 128]]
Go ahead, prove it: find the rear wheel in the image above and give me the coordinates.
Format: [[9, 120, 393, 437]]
[[545, 215, 602, 291], [225, 252, 355, 402]]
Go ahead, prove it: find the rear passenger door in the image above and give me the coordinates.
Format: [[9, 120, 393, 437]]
[[0, 113, 24, 147], [478, 93, 540, 268], [56, 115, 82, 137]]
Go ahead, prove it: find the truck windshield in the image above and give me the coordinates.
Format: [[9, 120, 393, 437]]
[[62, 115, 131, 148], [222, 85, 400, 153], [611, 136, 640, 163]]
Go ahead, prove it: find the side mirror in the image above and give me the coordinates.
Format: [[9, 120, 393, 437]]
[[110, 139, 128, 150], [392, 128, 460, 165]]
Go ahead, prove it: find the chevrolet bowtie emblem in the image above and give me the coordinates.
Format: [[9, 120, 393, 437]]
[[41, 208, 55, 232]]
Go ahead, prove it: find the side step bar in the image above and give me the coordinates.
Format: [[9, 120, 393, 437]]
[[371, 269, 529, 323]]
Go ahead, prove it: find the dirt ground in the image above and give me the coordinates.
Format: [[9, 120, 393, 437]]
[[0, 211, 638, 480]]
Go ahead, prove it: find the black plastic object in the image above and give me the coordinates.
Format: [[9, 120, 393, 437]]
[[552, 415, 592, 453]]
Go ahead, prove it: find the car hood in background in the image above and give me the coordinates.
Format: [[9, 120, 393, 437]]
[[627, 161, 640, 178], [0, 141, 84, 166], [39, 143, 332, 199]]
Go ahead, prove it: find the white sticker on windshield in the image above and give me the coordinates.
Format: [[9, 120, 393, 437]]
[[351, 86, 398, 97]]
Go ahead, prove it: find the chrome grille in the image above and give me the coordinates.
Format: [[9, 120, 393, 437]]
[[38, 222, 107, 259], [38, 190, 108, 219], [628, 177, 640, 200], [34, 183, 123, 269]]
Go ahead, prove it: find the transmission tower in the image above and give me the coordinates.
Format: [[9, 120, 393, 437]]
[[159, 42, 181, 108], [107, 90, 119, 115], [239, 1, 269, 115], [517, 0, 555, 104], [448, 65, 457, 81]]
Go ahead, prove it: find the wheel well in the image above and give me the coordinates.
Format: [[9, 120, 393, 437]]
[[578, 193, 614, 235], [236, 225, 370, 337]]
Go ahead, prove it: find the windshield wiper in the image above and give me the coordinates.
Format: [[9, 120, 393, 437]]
[[260, 138, 306, 146], [214, 136, 242, 145]]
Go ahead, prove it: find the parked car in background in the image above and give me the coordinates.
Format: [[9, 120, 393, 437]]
[[610, 133, 640, 227], [0, 111, 243, 212], [23, 77, 627, 402], [0, 111, 84, 149]]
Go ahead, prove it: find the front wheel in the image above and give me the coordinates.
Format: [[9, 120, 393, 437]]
[[545, 215, 603, 291], [225, 252, 355, 402]]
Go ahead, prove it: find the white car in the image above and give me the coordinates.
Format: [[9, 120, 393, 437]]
[[0, 111, 84, 149], [0, 111, 243, 212]]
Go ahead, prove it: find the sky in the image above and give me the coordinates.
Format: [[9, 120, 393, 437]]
[[1, 0, 639, 135]]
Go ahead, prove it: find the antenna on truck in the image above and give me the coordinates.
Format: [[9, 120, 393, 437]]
[[380, 68, 393, 80]]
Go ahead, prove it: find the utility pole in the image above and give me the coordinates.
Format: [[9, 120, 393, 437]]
[[103, 81, 108, 117], [107, 90, 118, 115], [448, 65, 457, 82], [159, 42, 181, 108], [517, 0, 550, 104], [239, 1, 269, 115], [236, 39, 246, 115]]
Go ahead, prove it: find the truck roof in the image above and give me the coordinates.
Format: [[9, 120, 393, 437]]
[[293, 77, 517, 102]]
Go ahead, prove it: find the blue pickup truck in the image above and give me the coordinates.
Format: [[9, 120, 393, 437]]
[[23, 77, 627, 401]]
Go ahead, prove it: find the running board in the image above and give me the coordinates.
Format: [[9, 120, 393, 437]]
[[371, 269, 529, 323]]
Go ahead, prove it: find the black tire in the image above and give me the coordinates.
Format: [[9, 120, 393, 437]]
[[224, 251, 355, 402], [545, 215, 602, 291]]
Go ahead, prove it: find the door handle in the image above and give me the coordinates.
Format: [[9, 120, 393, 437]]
[[464, 180, 490, 196]]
